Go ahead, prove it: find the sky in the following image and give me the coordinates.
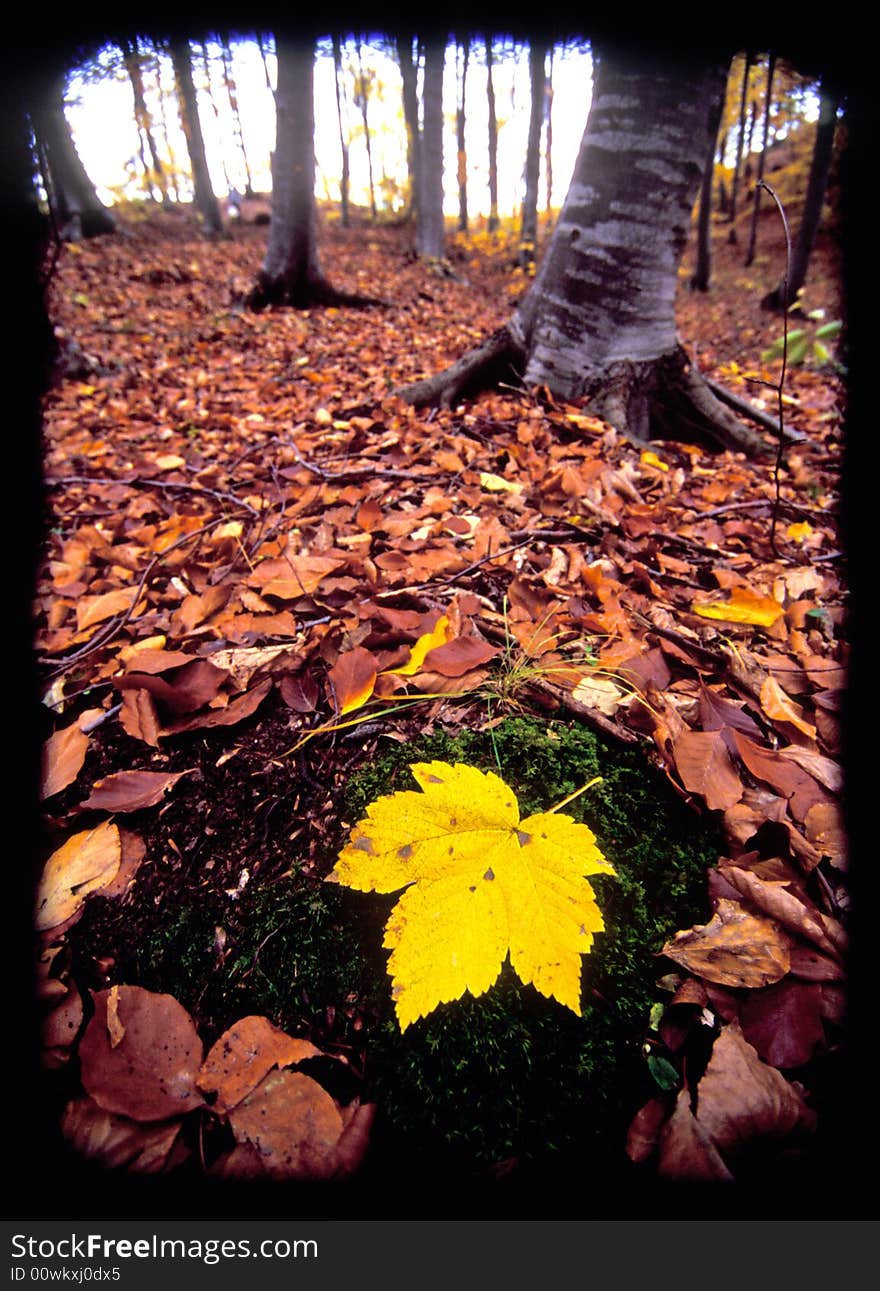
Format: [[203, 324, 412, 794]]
[[64, 36, 594, 220]]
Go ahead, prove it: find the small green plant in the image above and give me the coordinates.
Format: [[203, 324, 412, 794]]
[[761, 310, 843, 369]]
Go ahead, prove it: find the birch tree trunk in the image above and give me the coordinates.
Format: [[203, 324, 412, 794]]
[[398, 44, 767, 456], [485, 36, 499, 233]]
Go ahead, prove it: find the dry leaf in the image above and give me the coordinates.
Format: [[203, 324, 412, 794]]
[[198, 1016, 323, 1113], [671, 729, 743, 811], [41, 721, 90, 799], [661, 899, 791, 988], [35, 821, 122, 931], [80, 768, 193, 813]]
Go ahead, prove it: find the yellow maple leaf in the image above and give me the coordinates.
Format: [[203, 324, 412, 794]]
[[327, 762, 615, 1029]]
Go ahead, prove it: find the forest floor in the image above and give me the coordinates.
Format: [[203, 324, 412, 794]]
[[33, 195, 853, 1218]]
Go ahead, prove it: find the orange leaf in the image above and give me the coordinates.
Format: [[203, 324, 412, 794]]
[[759, 676, 817, 738], [41, 722, 90, 799], [661, 899, 791, 988], [671, 729, 743, 811], [692, 585, 783, 628], [329, 647, 378, 715]]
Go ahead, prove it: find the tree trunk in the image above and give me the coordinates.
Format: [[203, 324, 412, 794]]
[[169, 39, 223, 235], [691, 76, 725, 291], [545, 46, 554, 214], [727, 52, 752, 243], [456, 36, 470, 233], [395, 33, 421, 225], [520, 42, 546, 267], [398, 43, 768, 457], [246, 37, 379, 310], [744, 53, 775, 268], [220, 34, 255, 197], [486, 36, 499, 233], [332, 35, 351, 228], [198, 43, 234, 196], [416, 37, 445, 259], [355, 38, 377, 221], [761, 84, 841, 311], [28, 68, 116, 241]]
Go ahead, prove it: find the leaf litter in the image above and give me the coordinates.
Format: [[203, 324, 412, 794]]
[[34, 205, 849, 1196]]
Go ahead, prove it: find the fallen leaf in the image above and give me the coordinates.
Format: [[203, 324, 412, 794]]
[[61, 1097, 189, 1172], [198, 1016, 323, 1113], [739, 979, 826, 1068], [80, 768, 193, 813], [228, 1069, 345, 1180], [658, 1087, 735, 1181], [35, 821, 122, 931], [328, 761, 615, 1028], [692, 585, 784, 628], [760, 676, 817, 739], [328, 646, 379, 715], [40, 721, 90, 799], [78, 985, 205, 1123], [671, 729, 743, 811], [661, 899, 791, 988], [570, 673, 627, 715], [694, 1020, 816, 1155]]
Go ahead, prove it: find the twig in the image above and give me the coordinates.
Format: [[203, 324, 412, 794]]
[[45, 473, 260, 516]]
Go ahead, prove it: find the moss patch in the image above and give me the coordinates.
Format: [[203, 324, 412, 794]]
[[336, 716, 721, 1178]]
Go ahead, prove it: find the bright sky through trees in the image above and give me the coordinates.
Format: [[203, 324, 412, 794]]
[[64, 37, 593, 218]]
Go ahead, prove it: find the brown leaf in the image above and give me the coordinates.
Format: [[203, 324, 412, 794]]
[[658, 1087, 735, 1181], [759, 676, 816, 739], [198, 1016, 322, 1113], [170, 584, 231, 634], [80, 768, 193, 813], [41, 721, 90, 799], [697, 681, 763, 746], [42, 982, 83, 1065], [79, 986, 205, 1123], [35, 821, 122, 931], [671, 729, 743, 811], [626, 1096, 673, 1164], [661, 898, 791, 988], [720, 864, 847, 960], [117, 660, 228, 714], [61, 1097, 189, 1172], [279, 670, 320, 713], [695, 1020, 816, 1155], [739, 980, 825, 1069], [251, 553, 346, 598], [335, 1099, 377, 1176], [228, 1069, 346, 1180], [161, 677, 272, 733], [119, 688, 161, 746], [421, 635, 499, 677], [732, 730, 831, 823], [328, 646, 379, 714]]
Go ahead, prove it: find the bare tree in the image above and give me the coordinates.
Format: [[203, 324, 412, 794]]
[[169, 38, 222, 234]]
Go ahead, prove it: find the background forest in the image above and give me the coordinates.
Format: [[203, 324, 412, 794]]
[[6, 10, 873, 1225]]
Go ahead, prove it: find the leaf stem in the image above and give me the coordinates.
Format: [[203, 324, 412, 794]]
[[548, 776, 602, 814]]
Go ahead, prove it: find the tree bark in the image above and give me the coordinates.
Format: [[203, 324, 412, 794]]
[[744, 53, 775, 268], [761, 84, 841, 311], [28, 68, 116, 241], [691, 75, 725, 291], [456, 36, 470, 233], [416, 36, 446, 259], [246, 37, 380, 310], [727, 52, 752, 243], [395, 33, 421, 225], [332, 35, 351, 228], [169, 39, 223, 235], [519, 42, 546, 268], [486, 36, 499, 233], [355, 38, 377, 221], [398, 43, 769, 457]]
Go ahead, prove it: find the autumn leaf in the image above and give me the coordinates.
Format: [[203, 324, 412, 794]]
[[661, 898, 791, 988], [692, 585, 784, 627], [327, 761, 615, 1029], [328, 646, 379, 714], [35, 821, 122, 931], [80, 768, 193, 813], [383, 614, 453, 676]]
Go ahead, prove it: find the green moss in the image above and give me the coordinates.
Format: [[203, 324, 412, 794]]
[[336, 716, 721, 1173]]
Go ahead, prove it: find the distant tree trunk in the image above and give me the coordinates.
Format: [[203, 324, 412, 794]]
[[520, 42, 546, 267], [220, 34, 255, 197], [395, 33, 421, 224], [416, 36, 445, 259], [691, 81, 725, 291], [728, 51, 752, 242], [152, 42, 183, 202], [486, 36, 499, 232], [256, 32, 275, 96], [198, 43, 234, 195], [545, 46, 554, 213], [744, 53, 775, 267], [246, 37, 379, 310], [332, 35, 351, 227], [456, 35, 470, 232], [762, 84, 841, 311], [355, 38, 377, 221], [169, 39, 223, 235], [28, 68, 115, 241], [398, 43, 767, 457]]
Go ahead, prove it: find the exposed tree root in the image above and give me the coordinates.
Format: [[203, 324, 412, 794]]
[[245, 271, 387, 312], [398, 333, 771, 457]]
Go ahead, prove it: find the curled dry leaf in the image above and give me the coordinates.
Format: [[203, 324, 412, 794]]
[[720, 864, 847, 960], [80, 768, 193, 813], [61, 1097, 189, 1173], [35, 820, 122, 931], [661, 898, 791, 989], [695, 1020, 816, 1155], [79, 985, 205, 1123], [658, 1087, 735, 1182], [198, 1015, 323, 1113]]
